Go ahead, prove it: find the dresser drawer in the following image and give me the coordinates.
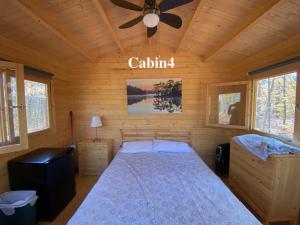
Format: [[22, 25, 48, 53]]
[[78, 144, 108, 152], [79, 155, 108, 166], [230, 161, 272, 215], [230, 142, 275, 216], [231, 143, 275, 181], [77, 139, 113, 175], [230, 154, 274, 190], [78, 149, 108, 159]]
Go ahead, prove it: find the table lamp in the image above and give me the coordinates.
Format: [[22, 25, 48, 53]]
[[90, 116, 102, 142]]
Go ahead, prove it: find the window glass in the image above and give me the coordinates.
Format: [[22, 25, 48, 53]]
[[24, 80, 49, 133], [255, 72, 297, 140], [218, 93, 241, 125], [0, 69, 20, 146], [11, 77, 20, 137]]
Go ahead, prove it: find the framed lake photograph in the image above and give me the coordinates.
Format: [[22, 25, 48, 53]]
[[127, 78, 182, 114]]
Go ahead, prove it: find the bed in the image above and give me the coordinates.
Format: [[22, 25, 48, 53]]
[[68, 129, 261, 225]]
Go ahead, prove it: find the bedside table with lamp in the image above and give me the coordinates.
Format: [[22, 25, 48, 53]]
[[77, 116, 113, 175]]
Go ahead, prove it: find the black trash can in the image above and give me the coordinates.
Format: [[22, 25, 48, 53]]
[[0, 191, 38, 225]]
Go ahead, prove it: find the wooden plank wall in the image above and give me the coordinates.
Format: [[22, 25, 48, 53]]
[[70, 56, 247, 168], [0, 36, 72, 193]]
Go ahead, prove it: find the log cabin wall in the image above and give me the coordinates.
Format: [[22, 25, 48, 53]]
[[70, 56, 247, 168], [0, 36, 72, 193]]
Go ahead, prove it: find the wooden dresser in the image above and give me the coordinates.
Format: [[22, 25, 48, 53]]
[[229, 139, 300, 225], [78, 139, 113, 175]]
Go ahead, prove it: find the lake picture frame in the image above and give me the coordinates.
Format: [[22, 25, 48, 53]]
[[127, 78, 182, 114]]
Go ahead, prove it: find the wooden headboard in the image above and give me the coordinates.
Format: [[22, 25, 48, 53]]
[[120, 129, 192, 144]]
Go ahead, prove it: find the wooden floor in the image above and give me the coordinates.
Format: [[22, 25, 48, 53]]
[[38, 175, 99, 225]]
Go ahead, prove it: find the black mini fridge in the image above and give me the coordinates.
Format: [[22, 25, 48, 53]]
[[7, 148, 76, 221]]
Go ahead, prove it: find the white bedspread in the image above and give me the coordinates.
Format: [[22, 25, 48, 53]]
[[68, 151, 261, 225]]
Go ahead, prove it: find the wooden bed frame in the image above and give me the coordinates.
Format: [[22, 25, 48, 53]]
[[120, 129, 192, 145]]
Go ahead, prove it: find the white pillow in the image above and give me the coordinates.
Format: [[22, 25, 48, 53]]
[[120, 140, 153, 153], [152, 139, 192, 153]]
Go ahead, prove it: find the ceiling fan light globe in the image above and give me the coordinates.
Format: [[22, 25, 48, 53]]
[[143, 13, 159, 28]]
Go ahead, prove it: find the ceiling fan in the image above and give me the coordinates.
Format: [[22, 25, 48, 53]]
[[110, 0, 193, 38]]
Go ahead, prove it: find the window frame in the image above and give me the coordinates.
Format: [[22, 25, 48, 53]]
[[205, 81, 252, 130], [24, 73, 53, 135], [0, 61, 28, 154], [251, 63, 300, 145]]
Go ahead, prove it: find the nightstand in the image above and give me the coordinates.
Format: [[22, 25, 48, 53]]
[[77, 139, 113, 175]]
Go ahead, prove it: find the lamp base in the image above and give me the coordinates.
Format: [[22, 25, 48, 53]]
[[93, 127, 100, 142]]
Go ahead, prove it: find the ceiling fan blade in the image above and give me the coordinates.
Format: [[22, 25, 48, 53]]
[[147, 26, 157, 38], [160, 13, 182, 29], [159, 0, 193, 12], [110, 0, 143, 11], [119, 16, 143, 29], [145, 0, 156, 7]]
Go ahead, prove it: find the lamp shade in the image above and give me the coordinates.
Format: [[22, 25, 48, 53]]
[[90, 116, 102, 128]]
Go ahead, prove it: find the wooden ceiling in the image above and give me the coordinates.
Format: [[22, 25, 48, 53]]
[[0, 0, 299, 64]]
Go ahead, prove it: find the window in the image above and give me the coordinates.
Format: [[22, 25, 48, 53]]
[[0, 61, 28, 152], [0, 61, 53, 153], [206, 81, 251, 129], [254, 72, 297, 140], [24, 79, 50, 133]]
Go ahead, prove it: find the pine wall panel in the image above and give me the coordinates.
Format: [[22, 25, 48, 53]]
[[70, 57, 246, 168]]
